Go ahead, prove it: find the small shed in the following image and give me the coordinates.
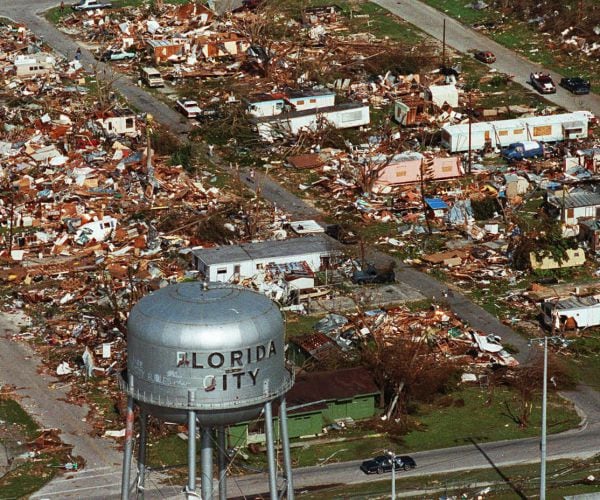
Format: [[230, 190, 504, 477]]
[[227, 367, 379, 446], [504, 174, 530, 199], [425, 198, 449, 218]]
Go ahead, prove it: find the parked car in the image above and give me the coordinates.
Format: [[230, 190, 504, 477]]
[[502, 141, 544, 161], [474, 50, 496, 64], [530, 73, 556, 94], [72, 0, 112, 11], [352, 265, 395, 285], [176, 99, 203, 119], [559, 77, 591, 95], [360, 455, 416, 474], [325, 224, 358, 245], [99, 49, 135, 62]]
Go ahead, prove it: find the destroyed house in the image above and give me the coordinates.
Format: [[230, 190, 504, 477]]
[[441, 111, 591, 152], [579, 219, 600, 252], [95, 108, 137, 137], [193, 33, 249, 59], [541, 296, 600, 330], [14, 53, 56, 77], [546, 191, 600, 225], [146, 39, 188, 64], [374, 152, 463, 188], [227, 367, 379, 446], [192, 235, 340, 282]]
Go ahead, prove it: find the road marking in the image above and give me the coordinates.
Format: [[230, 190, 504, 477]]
[[45, 470, 121, 484], [30, 481, 121, 497]]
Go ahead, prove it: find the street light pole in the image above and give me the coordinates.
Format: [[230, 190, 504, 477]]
[[540, 336, 548, 500], [387, 450, 396, 500]]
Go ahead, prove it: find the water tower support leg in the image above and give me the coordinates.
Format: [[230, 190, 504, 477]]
[[201, 427, 214, 500], [217, 427, 227, 500], [186, 410, 197, 497], [137, 410, 148, 499], [279, 397, 294, 500], [264, 401, 278, 500], [120, 395, 135, 500]]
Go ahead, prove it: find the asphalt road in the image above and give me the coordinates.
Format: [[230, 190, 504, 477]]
[[1, 1, 598, 498], [373, 0, 600, 116]]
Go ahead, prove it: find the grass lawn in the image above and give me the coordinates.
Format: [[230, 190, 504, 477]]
[[146, 385, 579, 473], [421, 0, 600, 93], [0, 396, 68, 498]]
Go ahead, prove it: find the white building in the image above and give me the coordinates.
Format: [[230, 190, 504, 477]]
[[255, 102, 370, 141], [541, 295, 600, 330], [547, 191, 600, 225], [14, 53, 56, 77], [96, 109, 137, 137], [441, 111, 592, 152], [192, 235, 340, 282]]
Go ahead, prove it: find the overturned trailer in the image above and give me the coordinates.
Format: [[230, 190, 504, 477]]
[[441, 111, 592, 152]]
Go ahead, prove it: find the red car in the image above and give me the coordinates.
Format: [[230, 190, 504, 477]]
[[475, 51, 496, 64]]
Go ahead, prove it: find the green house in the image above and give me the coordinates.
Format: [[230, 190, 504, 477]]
[[227, 367, 379, 447]]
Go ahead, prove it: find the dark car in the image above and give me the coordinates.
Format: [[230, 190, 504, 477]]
[[474, 50, 496, 64], [360, 455, 416, 474], [530, 73, 556, 94], [351, 265, 395, 285], [325, 224, 358, 245], [560, 77, 591, 95]]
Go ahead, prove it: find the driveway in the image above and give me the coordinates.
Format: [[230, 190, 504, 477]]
[[373, 0, 600, 116]]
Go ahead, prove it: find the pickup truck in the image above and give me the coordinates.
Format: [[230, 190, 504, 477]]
[[72, 0, 112, 11], [176, 100, 203, 119], [502, 141, 544, 161]]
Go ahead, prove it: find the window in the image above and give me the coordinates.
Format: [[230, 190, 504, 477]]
[[107, 122, 113, 130], [567, 208, 574, 219], [125, 118, 134, 129], [234, 265, 240, 275], [256, 263, 264, 270], [498, 130, 508, 136], [395, 170, 407, 177], [441, 165, 453, 173], [309, 98, 317, 104], [513, 128, 524, 135], [573, 252, 580, 257], [216, 268, 227, 275], [275, 102, 283, 110], [250, 105, 258, 111], [533, 125, 552, 137], [341, 110, 362, 123], [296, 100, 305, 105], [566, 128, 583, 135]]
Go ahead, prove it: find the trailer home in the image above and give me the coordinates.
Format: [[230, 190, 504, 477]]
[[541, 295, 600, 330], [441, 111, 591, 152]]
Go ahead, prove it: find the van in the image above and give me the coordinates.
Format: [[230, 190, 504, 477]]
[[140, 67, 164, 88]]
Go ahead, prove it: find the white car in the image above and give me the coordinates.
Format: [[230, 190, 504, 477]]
[[176, 99, 202, 119], [72, 0, 112, 11]]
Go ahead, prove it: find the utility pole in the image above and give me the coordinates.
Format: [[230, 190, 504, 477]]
[[540, 335, 548, 500], [467, 92, 472, 174], [442, 18, 446, 68], [387, 451, 396, 500]]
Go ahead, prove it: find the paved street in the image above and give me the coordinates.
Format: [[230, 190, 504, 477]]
[[0, 1, 598, 498], [373, 0, 600, 116]]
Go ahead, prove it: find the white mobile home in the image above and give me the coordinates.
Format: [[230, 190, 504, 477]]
[[441, 111, 591, 152], [95, 109, 137, 137], [192, 235, 340, 282], [14, 53, 56, 78], [255, 102, 370, 141], [547, 191, 600, 225], [541, 295, 600, 330]]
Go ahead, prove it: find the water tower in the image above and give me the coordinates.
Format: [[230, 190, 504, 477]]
[[119, 282, 295, 500]]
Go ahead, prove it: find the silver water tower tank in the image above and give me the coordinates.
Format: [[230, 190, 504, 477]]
[[120, 282, 295, 500]]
